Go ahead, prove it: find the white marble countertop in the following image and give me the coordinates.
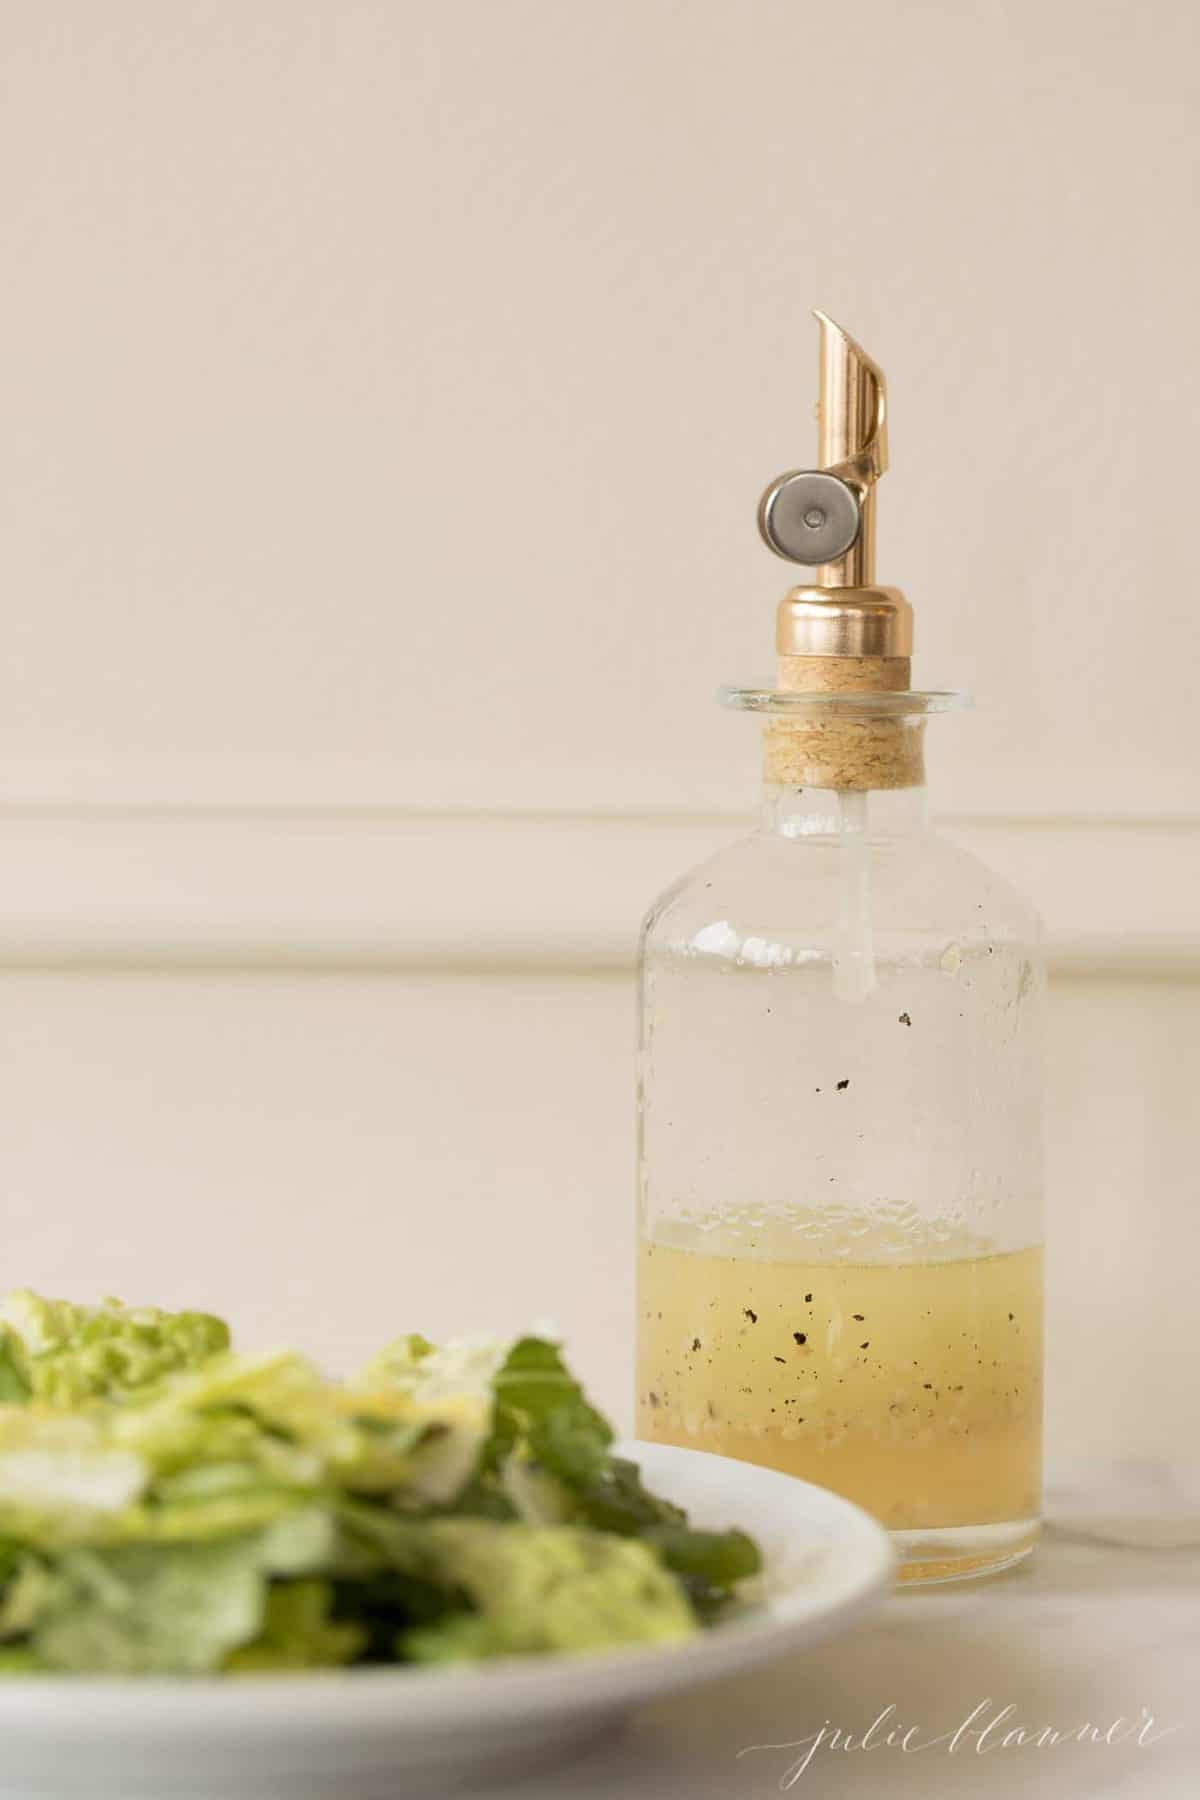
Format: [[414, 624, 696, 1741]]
[[496, 1473, 1200, 1800]]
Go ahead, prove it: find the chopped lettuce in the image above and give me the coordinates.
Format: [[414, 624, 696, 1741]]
[[225, 1580, 365, 1672], [0, 1411, 148, 1544], [0, 1553, 56, 1638], [0, 1291, 761, 1674], [471, 1344, 762, 1612], [22, 1510, 337, 1675], [0, 1292, 229, 1407], [488, 1337, 614, 1488], [32, 1540, 271, 1673], [399, 1521, 696, 1661], [0, 1339, 29, 1406]]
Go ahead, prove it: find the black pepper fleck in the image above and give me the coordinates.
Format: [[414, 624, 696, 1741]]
[[743, 1308, 758, 1324], [899, 1012, 912, 1027], [793, 1331, 807, 1345], [852, 1313, 865, 1321], [773, 1355, 786, 1364], [836, 1078, 850, 1091], [648, 1392, 660, 1407], [859, 1341, 870, 1350], [691, 1337, 701, 1351]]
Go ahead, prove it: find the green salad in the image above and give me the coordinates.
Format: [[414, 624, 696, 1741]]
[[0, 1291, 760, 1675]]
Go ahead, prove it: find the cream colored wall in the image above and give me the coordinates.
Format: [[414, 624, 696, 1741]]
[[1, 2, 1196, 1466], [4, 0, 1199, 819]]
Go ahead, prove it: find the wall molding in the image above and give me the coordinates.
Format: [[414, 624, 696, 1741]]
[[0, 807, 1193, 974]]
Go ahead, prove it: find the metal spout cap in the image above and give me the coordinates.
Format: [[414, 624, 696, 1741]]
[[759, 312, 911, 662]]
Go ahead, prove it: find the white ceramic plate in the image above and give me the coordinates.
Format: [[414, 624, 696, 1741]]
[[0, 1442, 893, 1799]]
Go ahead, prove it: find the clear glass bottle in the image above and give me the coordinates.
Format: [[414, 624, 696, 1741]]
[[635, 695, 1044, 1582], [635, 318, 1045, 1584]]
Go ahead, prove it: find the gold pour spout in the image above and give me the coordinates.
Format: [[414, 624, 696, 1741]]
[[756, 309, 921, 792], [814, 310, 888, 589], [758, 308, 910, 664]]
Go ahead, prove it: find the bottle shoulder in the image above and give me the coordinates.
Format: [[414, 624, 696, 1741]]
[[641, 826, 1042, 955]]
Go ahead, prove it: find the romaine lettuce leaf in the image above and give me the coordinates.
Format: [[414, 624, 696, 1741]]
[[0, 1552, 55, 1638], [224, 1580, 364, 1671], [398, 1520, 697, 1661], [488, 1337, 614, 1488], [0, 1340, 29, 1405], [0, 1291, 230, 1407], [28, 1510, 335, 1674], [354, 1334, 507, 1505], [484, 1346, 761, 1604], [32, 1539, 267, 1673], [0, 1411, 148, 1545], [573, 1454, 760, 1599]]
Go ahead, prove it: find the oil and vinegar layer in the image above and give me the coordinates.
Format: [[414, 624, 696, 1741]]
[[637, 1208, 1042, 1553]]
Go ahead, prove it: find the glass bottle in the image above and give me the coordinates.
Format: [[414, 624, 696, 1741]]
[[634, 319, 1045, 1584]]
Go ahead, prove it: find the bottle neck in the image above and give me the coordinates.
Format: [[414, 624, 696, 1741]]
[[760, 782, 929, 840]]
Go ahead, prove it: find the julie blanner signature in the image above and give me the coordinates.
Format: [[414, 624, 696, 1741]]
[[738, 1701, 1182, 1787]]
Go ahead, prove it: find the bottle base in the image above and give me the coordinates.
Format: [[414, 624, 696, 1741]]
[[892, 1518, 1040, 1585]]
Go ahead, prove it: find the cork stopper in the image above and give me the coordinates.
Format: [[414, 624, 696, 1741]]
[[765, 656, 924, 791], [756, 314, 923, 791]]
